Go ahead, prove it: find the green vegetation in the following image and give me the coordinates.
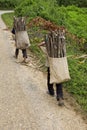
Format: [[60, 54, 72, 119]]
[[56, 0, 87, 7], [2, 13, 14, 28], [66, 6, 87, 39], [0, 0, 23, 9], [1, 0, 87, 114], [0, 0, 87, 10], [65, 56, 87, 112], [15, 2, 87, 42]]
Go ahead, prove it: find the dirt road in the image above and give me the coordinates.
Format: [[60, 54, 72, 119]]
[[0, 11, 87, 130]]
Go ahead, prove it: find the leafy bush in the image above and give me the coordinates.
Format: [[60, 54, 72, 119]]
[[1, 12, 14, 28], [0, 0, 22, 9], [65, 58, 87, 112]]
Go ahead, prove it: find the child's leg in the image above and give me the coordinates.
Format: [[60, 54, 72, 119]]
[[56, 83, 64, 106], [47, 67, 54, 95], [56, 83, 63, 100], [22, 49, 27, 62], [15, 48, 19, 58]]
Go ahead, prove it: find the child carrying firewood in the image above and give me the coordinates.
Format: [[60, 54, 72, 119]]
[[11, 27, 28, 62], [12, 16, 30, 63], [38, 30, 70, 106], [38, 40, 64, 106]]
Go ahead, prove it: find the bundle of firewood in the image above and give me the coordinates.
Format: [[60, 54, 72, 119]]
[[45, 30, 66, 58], [13, 16, 30, 49], [14, 17, 26, 32]]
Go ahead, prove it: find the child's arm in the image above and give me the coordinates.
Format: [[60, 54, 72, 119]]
[[38, 41, 47, 54], [38, 41, 45, 47]]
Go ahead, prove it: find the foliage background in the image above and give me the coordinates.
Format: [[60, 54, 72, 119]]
[[0, 0, 87, 9]]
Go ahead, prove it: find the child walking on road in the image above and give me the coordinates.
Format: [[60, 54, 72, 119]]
[[38, 41, 64, 106], [12, 16, 30, 63], [38, 30, 70, 106]]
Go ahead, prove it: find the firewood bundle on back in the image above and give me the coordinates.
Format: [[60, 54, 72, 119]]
[[13, 16, 30, 49], [45, 29, 66, 58], [45, 30, 71, 84], [14, 17, 26, 32]]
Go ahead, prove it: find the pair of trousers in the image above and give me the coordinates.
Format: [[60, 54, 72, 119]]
[[15, 48, 27, 58], [47, 67, 63, 99]]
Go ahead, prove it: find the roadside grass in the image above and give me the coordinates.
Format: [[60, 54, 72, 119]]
[[2, 12, 87, 116], [1, 12, 14, 29]]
